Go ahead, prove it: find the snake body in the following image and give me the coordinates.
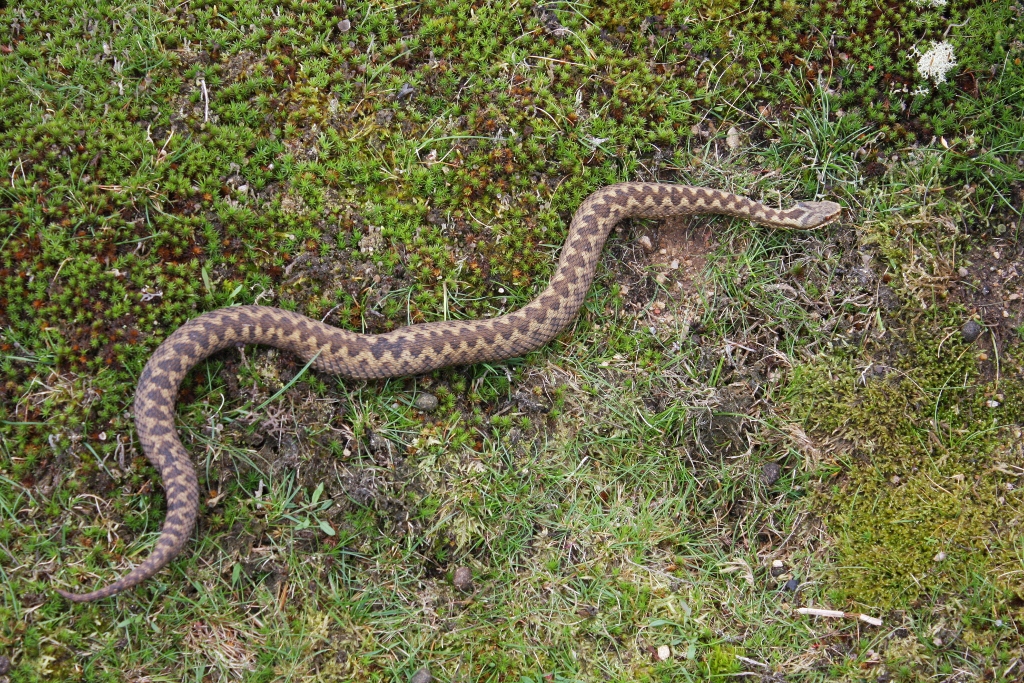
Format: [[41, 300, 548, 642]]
[[56, 183, 839, 602]]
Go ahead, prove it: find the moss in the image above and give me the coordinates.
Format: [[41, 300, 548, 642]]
[[789, 317, 1024, 607], [706, 643, 744, 675]]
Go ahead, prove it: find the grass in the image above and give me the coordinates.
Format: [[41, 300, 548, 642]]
[[1, 0, 1023, 681]]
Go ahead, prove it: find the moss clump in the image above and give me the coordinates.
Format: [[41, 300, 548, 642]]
[[706, 643, 744, 675], [788, 319, 1024, 607]]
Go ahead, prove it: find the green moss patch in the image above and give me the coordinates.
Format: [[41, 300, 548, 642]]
[[789, 314, 1023, 608]]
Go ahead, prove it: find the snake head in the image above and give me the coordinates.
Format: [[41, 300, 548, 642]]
[[793, 200, 842, 228]]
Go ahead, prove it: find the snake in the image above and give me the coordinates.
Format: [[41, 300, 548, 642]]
[[55, 183, 840, 602]]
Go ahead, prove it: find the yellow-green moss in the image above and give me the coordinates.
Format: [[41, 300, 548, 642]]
[[788, 321, 1024, 607], [706, 643, 745, 675]]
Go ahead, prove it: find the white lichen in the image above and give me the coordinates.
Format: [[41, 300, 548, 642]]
[[916, 41, 958, 84]]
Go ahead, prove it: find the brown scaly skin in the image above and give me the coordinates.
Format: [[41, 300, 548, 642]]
[[55, 183, 840, 602]]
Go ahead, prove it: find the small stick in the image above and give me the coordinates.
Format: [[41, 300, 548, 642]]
[[198, 77, 210, 122], [796, 607, 883, 627]]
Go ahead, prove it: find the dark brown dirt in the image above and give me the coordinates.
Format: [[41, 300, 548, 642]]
[[951, 238, 1023, 366]]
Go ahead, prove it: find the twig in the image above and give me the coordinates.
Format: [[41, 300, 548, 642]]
[[796, 607, 882, 626], [735, 656, 769, 669], [198, 77, 210, 122]]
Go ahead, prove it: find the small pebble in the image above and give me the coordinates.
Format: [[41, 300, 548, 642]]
[[726, 126, 742, 150], [656, 644, 671, 661], [638, 235, 653, 251], [961, 320, 983, 343], [0, 655, 9, 675], [761, 462, 782, 486], [933, 551, 946, 562], [515, 394, 550, 413], [337, 19, 351, 32], [453, 566, 474, 592], [414, 393, 439, 412], [410, 668, 432, 683], [957, 267, 968, 277], [784, 578, 800, 591]]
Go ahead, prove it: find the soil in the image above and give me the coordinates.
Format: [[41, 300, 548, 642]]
[[951, 236, 1024, 373]]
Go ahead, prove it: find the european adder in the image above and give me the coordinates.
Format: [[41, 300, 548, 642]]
[[56, 182, 840, 601]]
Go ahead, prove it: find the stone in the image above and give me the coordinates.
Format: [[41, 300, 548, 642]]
[[761, 462, 782, 486], [414, 393, 439, 412], [961, 320, 983, 343], [726, 126, 742, 150], [409, 668, 432, 683], [453, 566, 474, 592]]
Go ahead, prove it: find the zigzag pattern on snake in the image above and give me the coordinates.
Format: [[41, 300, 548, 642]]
[[55, 182, 840, 602]]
